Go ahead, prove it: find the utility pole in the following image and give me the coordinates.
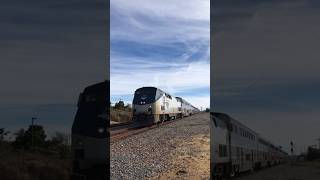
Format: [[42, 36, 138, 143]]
[[31, 117, 37, 151], [290, 141, 294, 166]]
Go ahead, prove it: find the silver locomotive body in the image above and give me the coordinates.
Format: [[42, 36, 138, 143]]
[[132, 87, 199, 126]]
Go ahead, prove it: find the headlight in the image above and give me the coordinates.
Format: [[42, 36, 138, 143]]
[[98, 127, 104, 133], [77, 140, 83, 146]]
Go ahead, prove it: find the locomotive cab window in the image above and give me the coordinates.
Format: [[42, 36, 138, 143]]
[[133, 87, 162, 104]]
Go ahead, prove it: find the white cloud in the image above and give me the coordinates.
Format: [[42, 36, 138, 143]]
[[111, 0, 209, 21], [111, 0, 210, 45], [182, 95, 210, 110], [111, 60, 209, 95]]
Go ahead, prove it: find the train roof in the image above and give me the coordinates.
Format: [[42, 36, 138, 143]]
[[135, 86, 157, 91], [83, 80, 108, 93], [134, 87, 199, 109], [135, 86, 175, 98], [175, 96, 191, 105]]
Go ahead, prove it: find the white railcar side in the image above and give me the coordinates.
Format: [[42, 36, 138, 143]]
[[211, 112, 288, 179]]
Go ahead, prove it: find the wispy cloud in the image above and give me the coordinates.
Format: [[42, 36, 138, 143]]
[[111, 0, 210, 109]]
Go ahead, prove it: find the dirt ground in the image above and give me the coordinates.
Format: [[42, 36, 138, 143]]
[[236, 161, 320, 180], [152, 134, 210, 180]]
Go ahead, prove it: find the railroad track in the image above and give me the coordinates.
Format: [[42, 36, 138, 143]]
[[110, 117, 185, 143]]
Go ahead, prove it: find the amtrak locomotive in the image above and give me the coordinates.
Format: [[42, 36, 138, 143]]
[[132, 87, 199, 126], [71, 81, 108, 179], [211, 112, 288, 179]]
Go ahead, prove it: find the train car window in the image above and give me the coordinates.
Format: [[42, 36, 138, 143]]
[[214, 117, 227, 129], [155, 89, 164, 100], [85, 95, 96, 102], [212, 116, 218, 127]]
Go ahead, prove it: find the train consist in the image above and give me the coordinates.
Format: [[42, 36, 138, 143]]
[[211, 112, 288, 179], [132, 87, 199, 126]]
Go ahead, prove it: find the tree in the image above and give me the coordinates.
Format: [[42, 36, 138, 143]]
[[12, 128, 27, 149], [13, 125, 47, 150], [50, 132, 69, 146], [114, 100, 125, 110], [307, 146, 320, 161], [0, 128, 10, 142], [48, 132, 71, 158]]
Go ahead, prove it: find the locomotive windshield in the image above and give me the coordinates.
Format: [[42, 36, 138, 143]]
[[133, 87, 162, 105]]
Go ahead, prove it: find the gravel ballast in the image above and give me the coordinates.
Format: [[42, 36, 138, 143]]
[[111, 113, 210, 179]]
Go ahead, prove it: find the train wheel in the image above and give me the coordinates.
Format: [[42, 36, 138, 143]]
[[237, 166, 240, 176], [165, 115, 169, 121], [158, 115, 164, 125], [230, 168, 235, 177]]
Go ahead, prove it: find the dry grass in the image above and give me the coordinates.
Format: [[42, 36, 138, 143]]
[[153, 134, 210, 180], [303, 159, 320, 168], [110, 108, 132, 123], [0, 144, 71, 180]]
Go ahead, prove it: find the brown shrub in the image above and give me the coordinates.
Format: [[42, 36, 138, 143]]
[[0, 148, 71, 180], [110, 108, 132, 123]]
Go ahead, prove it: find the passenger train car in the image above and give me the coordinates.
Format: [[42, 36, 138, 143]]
[[211, 112, 288, 179], [71, 81, 108, 180], [132, 87, 199, 126]]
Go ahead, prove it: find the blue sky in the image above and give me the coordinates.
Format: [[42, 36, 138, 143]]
[[110, 0, 210, 109], [212, 0, 320, 153]]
